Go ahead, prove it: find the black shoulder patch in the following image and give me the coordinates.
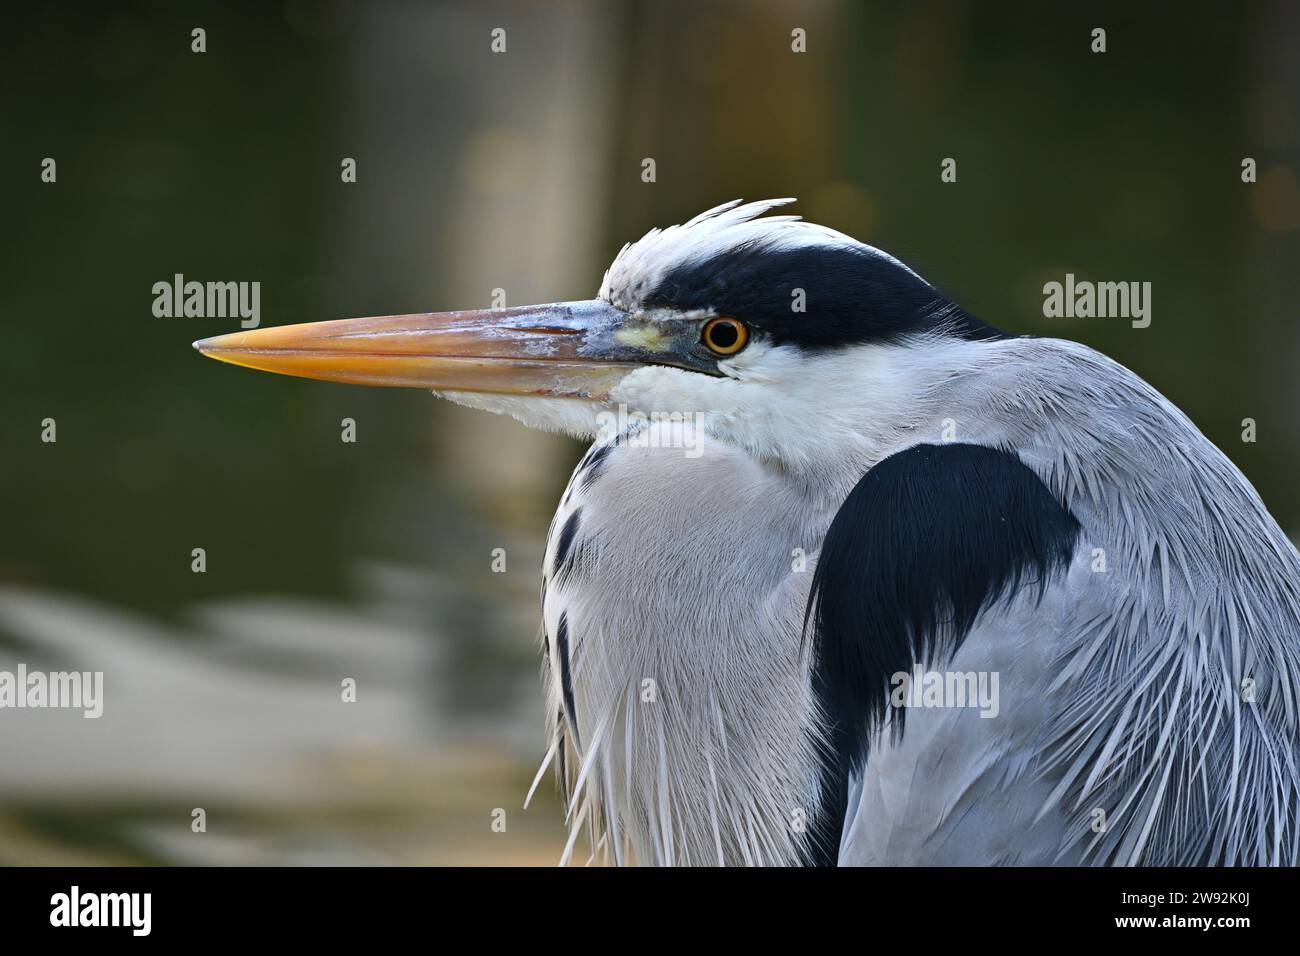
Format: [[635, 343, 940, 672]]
[[803, 442, 1080, 865]]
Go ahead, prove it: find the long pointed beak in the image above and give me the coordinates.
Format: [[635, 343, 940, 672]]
[[193, 299, 644, 399]]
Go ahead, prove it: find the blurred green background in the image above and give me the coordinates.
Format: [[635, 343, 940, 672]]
[[1, 0, 1297, 864]]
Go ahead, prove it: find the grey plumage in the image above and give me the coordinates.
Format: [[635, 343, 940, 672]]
[[540, 332, 1300, 866]]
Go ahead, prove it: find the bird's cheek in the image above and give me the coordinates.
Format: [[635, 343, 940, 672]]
[[608, 365, 714, 419]]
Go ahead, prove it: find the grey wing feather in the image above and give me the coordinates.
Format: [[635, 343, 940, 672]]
[[842, 339, 1300, 866]]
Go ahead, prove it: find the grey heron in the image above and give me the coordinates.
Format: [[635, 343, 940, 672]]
[[195, 199, 1300, 866]]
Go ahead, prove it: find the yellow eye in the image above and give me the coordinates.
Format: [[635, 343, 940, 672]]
[[701, 317, 749, 356]]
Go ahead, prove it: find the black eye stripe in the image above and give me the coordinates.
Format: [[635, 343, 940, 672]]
[[643, 244, 1007, 348]]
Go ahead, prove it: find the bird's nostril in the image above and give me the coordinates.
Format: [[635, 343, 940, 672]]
[[513, 326, 582, 336]]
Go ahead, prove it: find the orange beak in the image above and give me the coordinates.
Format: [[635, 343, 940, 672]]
[[194, 299, 647, 400]]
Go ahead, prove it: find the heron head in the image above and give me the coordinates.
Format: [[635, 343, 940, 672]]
[[195, 199, 1001, 464]]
